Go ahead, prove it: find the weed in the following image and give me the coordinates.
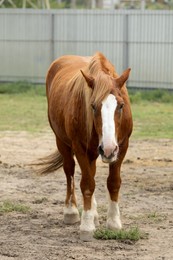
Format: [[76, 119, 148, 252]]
[[0, 201, 30, 214], [94, 226, 147, 241], [147, 212, 167, 223], [32, 197, 48, 204]]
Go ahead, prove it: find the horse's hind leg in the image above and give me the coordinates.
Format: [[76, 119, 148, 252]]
[[56, 137, 80, 224]]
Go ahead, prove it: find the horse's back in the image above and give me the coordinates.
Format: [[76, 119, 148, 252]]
[[46, 55, 91, 94]]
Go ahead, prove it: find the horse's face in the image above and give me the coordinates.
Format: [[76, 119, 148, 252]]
[[81, 67, 131, 164], [93, 91, 124, 164]]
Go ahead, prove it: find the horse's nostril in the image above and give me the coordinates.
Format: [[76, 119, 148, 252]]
[[114, 146, 118, 152], [98, 145, 104, 156]]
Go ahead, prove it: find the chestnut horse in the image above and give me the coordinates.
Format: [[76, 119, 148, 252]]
[[40, 52, 133, 241]]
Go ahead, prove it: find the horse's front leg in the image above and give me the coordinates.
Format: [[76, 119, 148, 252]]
[[107, 139, 130, 230], [107, 163, 122, 230], [75, 151, 98, 241]]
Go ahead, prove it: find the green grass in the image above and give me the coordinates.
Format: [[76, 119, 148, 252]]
[[0, 82, 48, 132], [129, 89, 173, 104], [0, 83, 173, 138], [94, 226, 147, 241], [131, 101, 173, 139], [0, 82, 46, 96], [0, 201, 30, 214], [32, 197, 48, 204], [147, 212, 167, 223]]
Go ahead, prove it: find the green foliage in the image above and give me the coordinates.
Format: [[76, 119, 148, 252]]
[[131, 101, 173, 139], [129, 89, 173, 138], [0, 201, 30, 214], [94, 226, 147, 241], [146, 2, 173, 10], [147, 212, 167, 223], [0, 82, 173, 138], [129, 89, 173, 104], [33, 197, 48, 204], [0, 82, 45, 96], [0, 83, 48, 132], [0, 0, 89, 9]]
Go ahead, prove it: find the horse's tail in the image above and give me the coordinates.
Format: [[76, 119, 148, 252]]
[[33, 150, 63, 175]]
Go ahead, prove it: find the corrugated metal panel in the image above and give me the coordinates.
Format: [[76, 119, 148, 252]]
[[128, 12, 173, 88], [0, 10, 52, 82], [53, 10, 124, 72], [0, 9, 173, 89]]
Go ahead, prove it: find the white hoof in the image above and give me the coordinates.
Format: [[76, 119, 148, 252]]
[[80, 209, 96, 240], [80, 230, 95, 241], [94, 214, 100, 227], [63, 206, 80, 224], [107, 199, 122, 230], [64, 213, 80, 224], [106, 216, 122, 230]]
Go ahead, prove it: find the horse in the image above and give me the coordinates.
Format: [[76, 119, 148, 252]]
[[39, 52, 133, 241]]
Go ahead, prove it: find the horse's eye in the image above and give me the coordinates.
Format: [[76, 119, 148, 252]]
[[91, 103, 96, 113], [119, 103, 124, 110]]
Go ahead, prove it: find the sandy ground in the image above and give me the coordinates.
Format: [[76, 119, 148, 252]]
[[0, 131, 173, 260]]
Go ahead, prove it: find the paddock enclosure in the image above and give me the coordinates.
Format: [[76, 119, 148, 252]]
[[0, 6, 173, 260], [0, 9, 173, 89], [0, 132, 173, 259]]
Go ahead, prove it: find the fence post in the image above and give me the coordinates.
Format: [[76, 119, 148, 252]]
[[50, 12, 55, 63], [123, 13, 129, 71]]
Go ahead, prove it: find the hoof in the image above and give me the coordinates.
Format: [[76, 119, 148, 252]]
[[80, 230, 94, 241], [94, 216, 100, 227], [106, 217, 122, 230], [64, 213, 80, 224]]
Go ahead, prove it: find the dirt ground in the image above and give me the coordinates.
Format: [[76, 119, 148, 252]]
[[0, 131, 173, 260]]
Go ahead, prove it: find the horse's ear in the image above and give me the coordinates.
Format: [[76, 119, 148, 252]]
[[80, 70, 94, 89], [115, 68, 131, 89]]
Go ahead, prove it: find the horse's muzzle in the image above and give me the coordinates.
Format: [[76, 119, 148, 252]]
[[98, 145, 119, 163]]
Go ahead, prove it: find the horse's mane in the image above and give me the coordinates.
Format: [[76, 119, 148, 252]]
[[66, 52, 116, 141]]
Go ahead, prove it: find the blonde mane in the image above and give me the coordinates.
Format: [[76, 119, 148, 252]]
[[66, 52, 116, 141]]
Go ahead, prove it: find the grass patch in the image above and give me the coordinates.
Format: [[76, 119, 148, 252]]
[[131, 101, 173, 139], [147, 212, 167, 223], [147, 212, 158, 219], [94, 226, 147, 242], [0, 83, 173, 138], [0, 201, 30, 214], [129, 89, 173, 104], [0, 83, 48, 132], [0, 82, 45, 96], [32, 197, 48, 204]]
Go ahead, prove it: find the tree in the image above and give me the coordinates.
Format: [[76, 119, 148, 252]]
[[70, 0, 76, 8]]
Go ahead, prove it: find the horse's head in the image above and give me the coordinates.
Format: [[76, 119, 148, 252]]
[[81, 68, 131, 163]]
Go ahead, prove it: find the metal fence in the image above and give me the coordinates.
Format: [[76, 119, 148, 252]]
[[0, 9, 173, 89]]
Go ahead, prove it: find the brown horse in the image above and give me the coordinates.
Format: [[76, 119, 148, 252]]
[[40, 52, 133, 241]]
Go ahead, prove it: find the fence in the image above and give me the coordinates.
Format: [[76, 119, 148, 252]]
[[0, 9, 173, 89]]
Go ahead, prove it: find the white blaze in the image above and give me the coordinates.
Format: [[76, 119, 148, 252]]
[[101, 94, 117, 157]]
